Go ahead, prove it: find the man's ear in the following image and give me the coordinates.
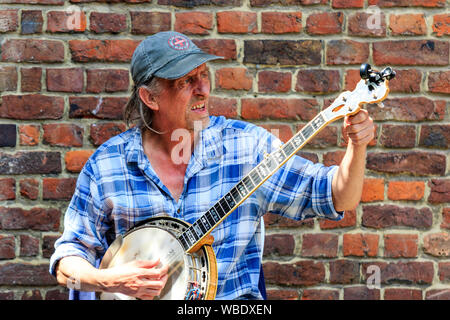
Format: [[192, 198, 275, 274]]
[[138, 86, 159, 111]]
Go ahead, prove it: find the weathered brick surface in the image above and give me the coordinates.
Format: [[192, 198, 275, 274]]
[[0, 1, 448, 301]]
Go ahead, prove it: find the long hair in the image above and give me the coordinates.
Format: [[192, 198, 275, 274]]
[[123, 77, 163, 133]]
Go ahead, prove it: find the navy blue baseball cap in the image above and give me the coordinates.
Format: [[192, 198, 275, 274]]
[[131, 31, 223, 85]]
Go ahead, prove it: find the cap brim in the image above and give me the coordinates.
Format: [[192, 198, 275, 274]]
[[154, 52, 223, 80]]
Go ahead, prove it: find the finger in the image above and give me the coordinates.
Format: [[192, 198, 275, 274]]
[[134, 259, 161, 269], [346, 109, 369, 125], [347, 127, 374, 144]]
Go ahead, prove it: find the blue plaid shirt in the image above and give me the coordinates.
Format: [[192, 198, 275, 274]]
[[50, 116, 343, 300]]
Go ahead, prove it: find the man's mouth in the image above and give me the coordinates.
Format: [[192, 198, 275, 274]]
[[191, 102, 206, 111]]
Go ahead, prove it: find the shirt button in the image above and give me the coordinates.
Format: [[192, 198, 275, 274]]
[[177, 209, 181, 214]]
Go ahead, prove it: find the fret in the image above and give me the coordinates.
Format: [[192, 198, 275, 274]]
[[264, 154, 278, 171], [292, 132, 304, 148], [200, 215, 211, 230], [282, 141, 295, 157], [273, 149, 286, 164], [311, 113, 325, 130], [258, 162, 270, 177], [235, 181, 248, 198], [209, 206, 221, 223], [242, 176, 255, 192], [205, 211, 216, 227], [230, 186, 242, 204], [224, 193, 236, 209], [185, 229, 196, 246], [249, 168, 262, 186], [193, 221, 203, 237], [302, 124, 314, 140], [219, 197, 231, 213], [179, 233, 188, 249], [214, 202, 226, 218]]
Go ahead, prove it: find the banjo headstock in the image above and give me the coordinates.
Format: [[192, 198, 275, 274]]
[[323, 63, 396, 122]]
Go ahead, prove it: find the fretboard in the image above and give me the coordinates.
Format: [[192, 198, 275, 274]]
[[178, 111, 329, 252]]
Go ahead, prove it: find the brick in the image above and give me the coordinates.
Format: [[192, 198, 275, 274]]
[[296, 152, 318, 164], [0, 178, 15, 201], [0, 124, 16, 147], [217, 11, 257, 34], [384, 288, 422, 300], [323, 150, 345, 166], [130, 11, 171, 35], [428, 71, 450, 94], [21, 67, 42, 92], [0, 9, 18, 32], [46, 68, 83, 93], [343, 233, 379, 257], [244, 40, 322, 65], [368, 0, 445, 7], [89, 12, 127, 33], [69, 96, 127, 120], [432, 13, 450, 37], [428, 179, 450, 204], [295, 69, 340, 94], [366, 98, 445, 122], [1, 39, 64, 63], [69, 40, 140, 62], [332, 0, 363, 7], [263, 234, 295, 256], [426, 289, 450, 300], [267, 290, 299, 300], [329, 260, 360, 284], [373, 40, 449, 66], [261, 12, 302, 34], [90, 123, 126, 146], [19, 125, 39, 146], [361, 178, 384, 203], [65, 150, 94, 172], [258, 71, 291, 93], [42, 235, 58, 258], [21, 10, 43, 34], [208, 96, 238, 119], [193, 39, 237, 60], [319, 209, 356, 229], [264, 213, 314, 229], [348, 12, 386, 37], [0, 292, 14, 300], [0, 207, 60, 231], [0, 152, 61, 175], [424, 233, 450, 257], [19, 179, 39, 200], [259, 124, 293, 143], [21, 290, 42, 300], [344, 286, 380, 300], [297, 124, 337, 148], [47, 10, 86, 32], [241, 98, 319, 121], [263, 261, 325, 286], [0, 66, 18, 91], [388, 181, 425, 201], [362, 261, 434, 285], [367, 151, 446, 176], [215, 67, 252, 91], [326, 40, 369, 65], [86, 69, 129, 93], [45, 289, 69, 300], [0, 235, 15, 259], [301, 233, 338, 258], [306, 12, 343, 35], [379, 124, 416, 148], [0, 95, 64, 120], [0, 263, 57, 286], [43, 178, 76, 200], [389, 14, 427, 36], [2, 0, 64, 4], [250, 0, 327, 5], [362, 205, 432, 229], [301, 289, 339, 300], [175, 12, 213, 35], [442, 208, 450, 230], [439, 262, 450, 282], [19, 235, 39, 257], [386, 69, 422, 93], [384, 234, 418, 258], [42, 124, 83, 147], [158, 0, 242, 6]]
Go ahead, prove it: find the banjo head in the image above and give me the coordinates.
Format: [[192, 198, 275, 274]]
[[98, 216, 216, 300]]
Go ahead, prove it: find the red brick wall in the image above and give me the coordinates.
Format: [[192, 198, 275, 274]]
[[0, 0, 448, 300]]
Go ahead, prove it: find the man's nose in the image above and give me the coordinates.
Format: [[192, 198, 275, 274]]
[[193, 77, 210, 97]]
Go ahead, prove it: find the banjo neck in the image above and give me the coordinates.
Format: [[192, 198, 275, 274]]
[[178, 65, 394, 254]]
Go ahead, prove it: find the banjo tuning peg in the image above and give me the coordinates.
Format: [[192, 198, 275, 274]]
[[380, 66, 396, 80], [360, 63, 372, 80]]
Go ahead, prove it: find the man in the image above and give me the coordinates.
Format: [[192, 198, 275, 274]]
[[50, 31, 374, 300]]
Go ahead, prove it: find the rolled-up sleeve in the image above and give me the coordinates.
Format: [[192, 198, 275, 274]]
[[49, 161, 110, 276]]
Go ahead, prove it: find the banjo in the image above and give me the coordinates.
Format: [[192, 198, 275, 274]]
[[98, 64, 395, 300]]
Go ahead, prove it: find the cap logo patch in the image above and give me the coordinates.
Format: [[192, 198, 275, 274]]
[[168, 35, 190, 51]]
